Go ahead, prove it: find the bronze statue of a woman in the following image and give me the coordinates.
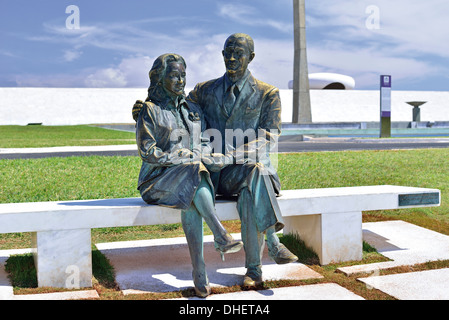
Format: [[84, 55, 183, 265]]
[[134, 53, 242, 297]]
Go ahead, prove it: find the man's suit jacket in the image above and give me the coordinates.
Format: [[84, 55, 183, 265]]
[[187, 72, 282, 194], [187, 72, 281, 157]]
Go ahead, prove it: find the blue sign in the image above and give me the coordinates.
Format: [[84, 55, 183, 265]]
[[380, 75, 391, 117], [381, 75, 391, 88]]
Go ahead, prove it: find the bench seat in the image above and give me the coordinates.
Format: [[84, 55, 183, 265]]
[[0, 185, 440, 288]]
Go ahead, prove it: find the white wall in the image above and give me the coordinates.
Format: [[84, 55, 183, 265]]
[[280, 90, 449, 123], [0, 87, 146, 126], [1, 87, 448, 125]]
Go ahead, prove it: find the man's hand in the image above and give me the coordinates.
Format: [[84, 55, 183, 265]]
[[170, 148, 194, 164], [132, 100, 144, 122]]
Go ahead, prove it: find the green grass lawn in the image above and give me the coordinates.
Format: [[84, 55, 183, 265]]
[[1, 148, 448, 248], [278, 149, 449, 232], [0, 125, 135, 148]]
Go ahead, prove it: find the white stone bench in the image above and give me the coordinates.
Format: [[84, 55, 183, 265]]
[[0, 185, 440, 288]]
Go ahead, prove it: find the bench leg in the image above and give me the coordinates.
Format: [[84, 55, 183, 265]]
[[32, 229, 92, 288], [283, 211, 362, 265]]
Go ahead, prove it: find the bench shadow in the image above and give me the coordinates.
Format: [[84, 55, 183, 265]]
[[59, 197, 237, 208], [58, 198, 146, 207], [97, 240, 289, 294], [362, 229, 406, 252], [98, 245, 194, 293]]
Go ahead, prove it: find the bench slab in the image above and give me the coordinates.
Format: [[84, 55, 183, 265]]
[[0, 185, 440, 287], [0, 185, 440, 234]]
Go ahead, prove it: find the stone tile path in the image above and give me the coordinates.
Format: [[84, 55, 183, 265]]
[[96, 234, 323, 295], [2, 221, 449, 300]]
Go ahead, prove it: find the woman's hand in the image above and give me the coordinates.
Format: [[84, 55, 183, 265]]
[[202, 153, 234, 171]]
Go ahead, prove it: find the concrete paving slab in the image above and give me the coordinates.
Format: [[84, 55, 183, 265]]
[[338, 221, 449, 275], [172, 283, 364, 300], [358, 268, 449, 300], [96, 234, 323, 295]]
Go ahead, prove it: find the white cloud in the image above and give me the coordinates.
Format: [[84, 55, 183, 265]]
[[37, 18, 206, 56], [63, 49, 83, 62], [218, 3, 293, 33], [249, 37, 294, 89], [84, 55, 154, 88], [307, 0, 449, 58], [21, 15, 228, 88], [75, 33, 292, 90], [13, 55, 153, 88], [218, 3, 254, 21], [0, 49, 16, 58], [303, 0, 449, 88], [181, 34, 228, 85], [14, 73, 87, 87], [85, 68, 127, 87], [13, 1, 448, 90], [307, 45, 441, 88]]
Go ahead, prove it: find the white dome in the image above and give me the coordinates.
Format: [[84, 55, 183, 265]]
[[289, 73, 355, 90]]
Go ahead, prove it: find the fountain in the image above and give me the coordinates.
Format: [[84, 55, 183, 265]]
[[406, 101, 427, 122]]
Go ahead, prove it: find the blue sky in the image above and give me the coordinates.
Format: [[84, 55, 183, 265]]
[[1, 0, 448, 90]]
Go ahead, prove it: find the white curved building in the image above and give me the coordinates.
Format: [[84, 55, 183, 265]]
[[289, 73, 355, 90]]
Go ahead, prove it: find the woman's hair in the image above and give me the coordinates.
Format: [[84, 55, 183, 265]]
[[147, 53, 186, 102]]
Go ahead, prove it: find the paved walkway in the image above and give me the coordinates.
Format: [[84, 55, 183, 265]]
[[2, 137, 449, 159], [1, 220, 449, 300]]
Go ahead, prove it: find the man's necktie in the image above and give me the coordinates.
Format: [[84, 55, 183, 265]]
[[224, 84, 237, 114]]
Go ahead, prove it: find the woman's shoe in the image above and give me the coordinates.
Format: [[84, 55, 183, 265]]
[[214, 234, 243, 261]]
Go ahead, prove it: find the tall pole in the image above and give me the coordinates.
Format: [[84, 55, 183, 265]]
[[292, 0, 312, 123]]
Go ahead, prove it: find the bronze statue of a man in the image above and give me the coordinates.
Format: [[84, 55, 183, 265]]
[[187, 33, 298, 287]]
